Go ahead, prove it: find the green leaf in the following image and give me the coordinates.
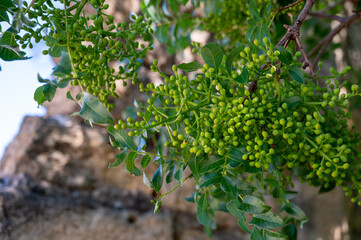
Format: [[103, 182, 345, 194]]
[[234, 66, 249, 84], [52, 51, 72, 77], [250, 227, 265, 240], [199, 172, 222, 188], [229, 147, 247, 167], [226, 200, 243, 218], [264, 230, 288, 240], [237, 181, 257, 195], [45, 36, 67, 57], [221, 176, 238, 199], [188, 155, 201, 179], [109, 148, 128, 168], [282, 202, 308, 227], [73, 92, 115, 125], [256, 21, 271, 44], [226, 200, 252, 233], [154, 24, 168, 43], [154, 199, 162, 214], [56, 77, 73, 88], [66, 91, 74, 101], [108, 126, 137, 150], [319, 181, 336, 193], [126, 151, 141, 176], [260, 3, 271, 18], [37, 74, 52, 84], [200, 43, 224, 71], [281, 223, 297, 239], [288, 65, 305, 84], [0, 0, 15, 11], [0, 11, 9, 23], [174, 162, 184, 184], [240, 195, 271, 214], [141, 154, 151, 169], [49, 16, 64, 31], [166, 165, 175, 184], [0, 46, 27, 61], [42, 83, 57, 102], [276, 46, 293, 65], [250, 212, 284, 229], [34, 86, 46, 106], [225, 45, 243, 75], [143, 171, 153, 188], [0, 31, 17, 46], [185, 192, 195, 203], [249, 0, 261, 21], [20, 13, 36, 27], [284, 96, 302, 109], [177, 62, 203, 72], [152, 165, 164, 192], [199, 155, 225, 173], [196, 192, 214, 227], [246, 20, 257, 42], [169, 0, 178, 13], [141, 0, 160, 23]]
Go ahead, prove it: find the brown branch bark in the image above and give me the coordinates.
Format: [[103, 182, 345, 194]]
[[249, 0, 317, 93], [276, 0, 305, 13], [309, 12, 344, 22], [305, 12, 361, 69], [276, 0, 317, 48]]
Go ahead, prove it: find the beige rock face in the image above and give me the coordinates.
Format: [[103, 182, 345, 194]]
[[0, 116, 245, 240], [0, 116, 154, 193]]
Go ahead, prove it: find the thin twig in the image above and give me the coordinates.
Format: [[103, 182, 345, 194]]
[[24, 0, 36, 14], [294, 36, 316, 77], [305, 12, 361, 69], [276, 0, 317, 48], [276, 0, 317, 79], [250, 0, 317, 93], [277, 0, 305, 13], [309, 12, 344, 22]]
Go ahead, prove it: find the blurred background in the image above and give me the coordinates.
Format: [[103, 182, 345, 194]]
[[0, 43, 51, 159], [1, 0, 361, 239]]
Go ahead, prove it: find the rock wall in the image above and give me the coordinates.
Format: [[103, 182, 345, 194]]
[[0, 116, 246, 240]]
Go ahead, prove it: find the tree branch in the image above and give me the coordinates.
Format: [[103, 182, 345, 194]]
[[276, 0, 317, 48], [309, 12, 344, 22], [275, 0, 317, 79], [249, 0, 317, 94], [305, 12, 361, 69], [276, 0, 305, 13]]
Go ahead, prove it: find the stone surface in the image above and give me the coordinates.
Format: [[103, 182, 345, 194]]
[[0, 115, 153, 194], [0, 116, 246, 240]]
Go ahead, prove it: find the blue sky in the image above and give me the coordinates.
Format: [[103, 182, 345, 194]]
[[0, 44, 54, 159]]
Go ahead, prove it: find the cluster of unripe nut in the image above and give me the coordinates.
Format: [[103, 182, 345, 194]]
[[18, 0, 153, 108], [115, 40, 361, 204]]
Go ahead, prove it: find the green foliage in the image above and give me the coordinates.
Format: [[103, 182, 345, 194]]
[[2, 0, 361, 239]]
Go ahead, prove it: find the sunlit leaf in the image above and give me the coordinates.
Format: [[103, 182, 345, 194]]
[[73, 92, 115, 125], [108, 125, 137, 150], [152, 165, 164, 192], [200, 43, 224, 71], [288, 65, 305, 84], [250, 212, 284, 229], [109, 148, 128, 168], [177, 62, 203, 72], [126, 151, 141, 176], [240, 195, 271, 214]]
